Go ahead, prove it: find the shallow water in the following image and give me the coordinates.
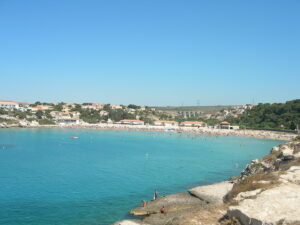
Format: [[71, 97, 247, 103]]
[[0, 128, 283, 225]]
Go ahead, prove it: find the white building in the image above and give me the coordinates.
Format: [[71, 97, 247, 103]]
[[50, 111, 80, 124], [180, 121, 207, 127], [119, 119, 144, 125], [0, 100, 29, 111], [215, 121, 239, 130], [100, 110, 109, 116], [29, 105, 53, 112], [56, 118, 80, 125], [110, 104, 123, 109], [154, 120, 178, 127], [82, 103, 104, 110]]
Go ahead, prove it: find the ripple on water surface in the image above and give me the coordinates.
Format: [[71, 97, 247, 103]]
[[0, 128, 283, 225]]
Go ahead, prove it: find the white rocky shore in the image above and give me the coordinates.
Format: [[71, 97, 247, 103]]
[[112, 139, 300, 225]]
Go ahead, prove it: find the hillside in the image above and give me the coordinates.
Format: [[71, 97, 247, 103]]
[[155, 105, 233, 113], [229, 99, 300, 130]]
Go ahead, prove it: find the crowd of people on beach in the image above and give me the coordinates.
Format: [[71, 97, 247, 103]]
[[60, 123, 297, 141]]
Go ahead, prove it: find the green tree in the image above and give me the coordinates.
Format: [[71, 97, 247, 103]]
[[103, 104, 111, 111], [80, 109, 101, 123], [228, 99, 300, 131], [72, 104, 82, 111], [0, 108, 7, 115], [53, 103, 64, 111], [36, 110, 44, 119], [38, 119, 55, 125], [44, 110, 53, 119], [128, 104, 140, 109], [290, 121, 297, 130], [140, 117, 154, 125]]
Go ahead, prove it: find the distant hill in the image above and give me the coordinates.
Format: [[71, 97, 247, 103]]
[[155, 105, 233, 113], [229, 99, 300, 131]]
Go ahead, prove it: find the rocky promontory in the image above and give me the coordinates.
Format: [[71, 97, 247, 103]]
[[112, 138, 300, 225]]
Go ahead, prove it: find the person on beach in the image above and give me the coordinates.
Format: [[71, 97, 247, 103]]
[[153, 190, 158, 200], [160, 206, 166, 214], [141, 200, 147, 208]]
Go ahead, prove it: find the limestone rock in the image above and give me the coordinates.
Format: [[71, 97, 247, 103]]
[[188, 181, 233, 204], [111, 219, 149, 225], [233, 189, 262, 202], [164, 206, 227, 225], [130, 193, 206, 216], [279, 166, 300, 184], [271, 146, 280, 153], [228, 183, 300, 225], [280, 146, 295, 160]]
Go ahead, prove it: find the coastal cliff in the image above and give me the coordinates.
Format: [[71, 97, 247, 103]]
[[112, 138, 300, 225]]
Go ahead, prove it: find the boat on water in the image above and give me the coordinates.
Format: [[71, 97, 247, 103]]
[[71, 136, 78, 139]]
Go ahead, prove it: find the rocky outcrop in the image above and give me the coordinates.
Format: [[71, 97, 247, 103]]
[[225, 141, 300, 225], [233, 188, 262, 202], [112, 140, 300, 225], [111, 220, 150, 225], [147, 206, 227, 225], [239, 141, 300, 181], [130, 193, 208, 217], [189, 181, 233, 204], [228, 183, 300, 225]]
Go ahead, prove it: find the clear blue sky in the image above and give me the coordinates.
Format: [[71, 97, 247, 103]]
[[0, 0, 299, 106]]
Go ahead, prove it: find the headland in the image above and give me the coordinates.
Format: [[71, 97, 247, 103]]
[[112, 138, 300, 225]]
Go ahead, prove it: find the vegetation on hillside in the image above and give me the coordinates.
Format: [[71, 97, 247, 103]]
[[0, 118, 18, 124], [228, 99, 300, 130], [38, 119, 55, 125], [79, 109, 102, 123]]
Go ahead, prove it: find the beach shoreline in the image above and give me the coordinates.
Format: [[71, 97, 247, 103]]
[[0, 123, 297, 141], [112, 139, 300, 225]]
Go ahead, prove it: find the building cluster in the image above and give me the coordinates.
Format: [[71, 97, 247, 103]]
[[0, 100, 240, 129], [0, 100, 29, 111], [50, 111, 81, 124], [115, 119, 238, 130]]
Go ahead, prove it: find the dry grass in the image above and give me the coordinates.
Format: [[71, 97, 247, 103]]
[[279, 158, 300, 171], [225, 172, 279, 202], [262, 151, 280, 164], [277, 220, 300, 225]]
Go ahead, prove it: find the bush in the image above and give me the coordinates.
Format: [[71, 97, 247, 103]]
[[0, 118, 17, 124], [38, 119, 55, 125]]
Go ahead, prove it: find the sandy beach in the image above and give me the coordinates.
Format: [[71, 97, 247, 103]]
[[54, 123, 297, 141], [1, 122, 297, 141]]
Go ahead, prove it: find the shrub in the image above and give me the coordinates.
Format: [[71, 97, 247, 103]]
[[38, 119, 55, 125]]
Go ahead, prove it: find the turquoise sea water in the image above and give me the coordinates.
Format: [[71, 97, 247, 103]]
[[0, 129, 283, 225]]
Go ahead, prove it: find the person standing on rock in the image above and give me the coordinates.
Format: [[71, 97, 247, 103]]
[[153, 190, 158, 200], [160, 206, 166, 214], [141, 200, 147, 207]]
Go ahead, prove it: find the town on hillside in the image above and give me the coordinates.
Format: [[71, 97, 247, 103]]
[[0, 99, 299, 133], [0, 99, 245, 129]]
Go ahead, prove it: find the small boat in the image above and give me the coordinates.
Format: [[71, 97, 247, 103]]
[[71, 136, 78, 139]]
